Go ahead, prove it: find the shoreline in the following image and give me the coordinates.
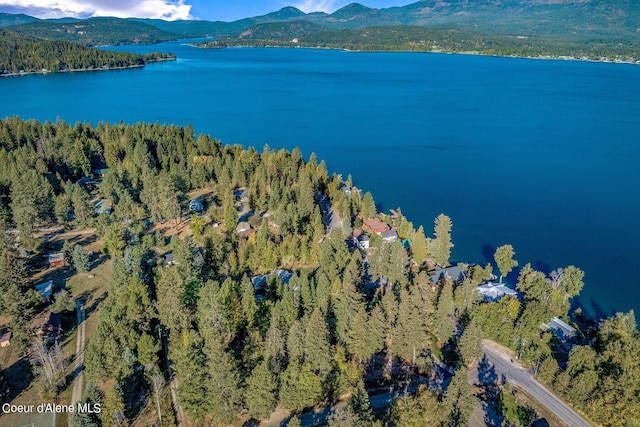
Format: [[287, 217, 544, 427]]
[[223, 42, 640, 66], [0, 57, 175, 78]]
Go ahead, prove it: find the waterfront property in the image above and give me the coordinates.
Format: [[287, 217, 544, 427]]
[[544, 317, 577, 340], [477, 282, 518, 302], [429, 265, 466, 286]]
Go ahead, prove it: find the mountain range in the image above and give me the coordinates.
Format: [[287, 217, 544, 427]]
[[2, 0, 639, 45]]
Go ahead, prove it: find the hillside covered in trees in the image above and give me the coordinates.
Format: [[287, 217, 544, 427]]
[[0, 29, 174, 75], [0, 117, 638, 426]]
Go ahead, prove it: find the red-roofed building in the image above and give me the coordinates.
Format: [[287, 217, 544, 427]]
[[362, 218, 391, 235]]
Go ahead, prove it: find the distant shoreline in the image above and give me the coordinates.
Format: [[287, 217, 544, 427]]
[[0, 57, 175, 78], [224, 43, 640, 66]]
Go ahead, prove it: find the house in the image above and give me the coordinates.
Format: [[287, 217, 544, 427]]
[[0, 331, 11, 348], [380, 229, 399, 243], [236, 222, 255, 239], [189, 198, 203, 213], [251, 269, 293, 290], [429, 265, 465, 286], [91, 168, 111, 177], [42, 312, 62, 337], [47, 253, 65, 268], [35, 280, 54, 300], [476, 282, 518, 302], [234, 188, 249, 202], [545, 317, 577, 341], [362, 218, 390, 234], [164, 252, 175, 266], [357, 234, 370, 250], [93, 199, 112, 215]]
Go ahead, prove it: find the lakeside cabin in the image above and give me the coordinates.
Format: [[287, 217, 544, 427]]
[[362, 218, 391, 235], [429, 264, 466, 287], [544, 317, 577, 341], [476, 282, 518, 302]]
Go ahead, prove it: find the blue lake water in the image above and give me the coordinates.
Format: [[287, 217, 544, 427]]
[[2, 41, 639, 318]]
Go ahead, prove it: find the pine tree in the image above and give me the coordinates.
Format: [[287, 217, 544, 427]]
[[245, 360, 277, 420], [458, 320, 483, 366], [410, 225, 430, 266], [434, 280, 456, 343], [174, 330, 210, 421], [432, 214, 453, 267], [304, 308, 333, 378], [442, 368, 477, 427], [71, 183, 93, 226], [72, 244, 90, 273], [361, 192, 376, 219], [204, 332, 242, 426]]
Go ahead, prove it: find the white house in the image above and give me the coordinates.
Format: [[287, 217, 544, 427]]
[[545, 317, 577, 340], [380, 229, 399, 243], [476, 282, 518, 302]]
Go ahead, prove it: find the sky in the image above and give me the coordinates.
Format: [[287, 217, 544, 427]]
[[0, 0, 413, 21]]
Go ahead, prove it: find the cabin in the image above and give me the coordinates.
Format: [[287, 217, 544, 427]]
[[476, 282, 518, 302], [35, 280, 54, 300], [91, 168, 111, 178], [236, 222, 255, 239], [47, 253, 66, 268], [362, 218, 391, 235], [94, 199, 112, 215], [234, 189, 249, 203], [189, 198, 203, 213], [43, 312, 62, 335], [0, 331, 11, 348], [251, 269, 293, 290], [544, 317, 577, 341], [164, 252, 175, 266], [380, 229, 399, 243], [357, 234, 370, 250], [429, 265, 465, 286]]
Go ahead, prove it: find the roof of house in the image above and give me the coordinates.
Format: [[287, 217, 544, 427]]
[[189, 198, 203, 212], [236, 222, 251, 233], [0, 331, 11, 344], [380, 229, 399, 241], [91, 168, 111, 175], [251, 269, 293, 290], [35, 280, 54, 298], [546, 317, 577, 339], [476, 282, 518, 300], [48, 253, 65, 263], [429, 265, 465, 285], [362, 218, 390, 234], [93, 199, 112, 215], [45, 312, 62, 329], [164, 252, 175, 264], [234, 189, 249, 200]]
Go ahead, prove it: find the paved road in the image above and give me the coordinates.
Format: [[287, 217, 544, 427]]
[[479, 344, 591, 427], [70, 300, 86, 415]]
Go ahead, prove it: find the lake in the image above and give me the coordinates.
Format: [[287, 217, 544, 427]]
[[1, 41, 639, 319]]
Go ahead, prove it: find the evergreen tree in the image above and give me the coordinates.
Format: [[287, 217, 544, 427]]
[[458, 320, 483, 366], [410, 225, 430, 266], [432, 214, 453, 267], [434, 280, 456, 343], [304, 308, 333, 378], [361, 191, 376, 219], [71, 183, 93, 226], [72, 244, 90, 273], [174, 330, 210, 421], [245, 360, 277, 420], [442, 368, 477, 427]]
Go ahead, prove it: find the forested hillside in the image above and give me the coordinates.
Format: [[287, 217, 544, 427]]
[[0, 117, 637, 426], [0, 30, 174, 75], [5, 17, 177, 46]]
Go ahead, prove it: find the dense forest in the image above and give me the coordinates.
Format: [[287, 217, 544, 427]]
[[226, 25, 640, 63], [0, 29, 174, 75], [0, 117, 638, 426], [5, 17, 178, 46]]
